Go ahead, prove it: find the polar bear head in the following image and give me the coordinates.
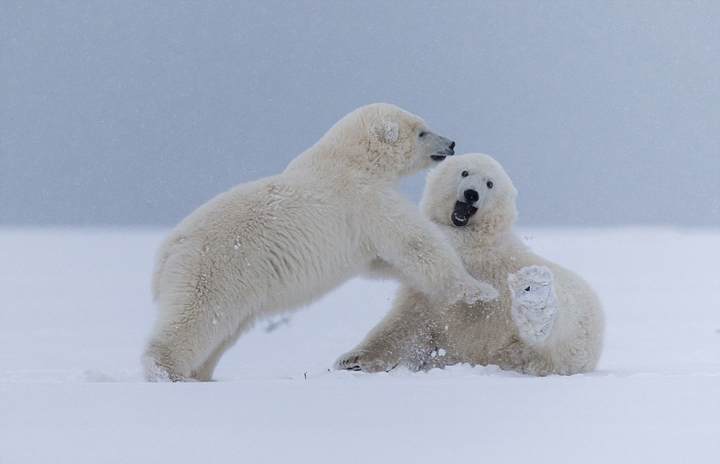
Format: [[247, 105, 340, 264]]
[[420, 153, 518, 234], [318, 103, 456, 179]]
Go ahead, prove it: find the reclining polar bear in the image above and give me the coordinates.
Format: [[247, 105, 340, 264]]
[[143, 104, 499, 381], [336, 153, 604, 376]]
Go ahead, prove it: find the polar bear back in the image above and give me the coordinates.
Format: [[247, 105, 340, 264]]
[[152, 173, 372, 316]]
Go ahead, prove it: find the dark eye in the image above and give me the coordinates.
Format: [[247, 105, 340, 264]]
[[525, 286, 531, 291], [486, 181, 494, 189], [461, 171, 469, 178], [419, 131, 427, 138]]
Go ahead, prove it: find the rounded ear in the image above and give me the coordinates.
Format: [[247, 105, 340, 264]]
[[372, 120, 399, 143]]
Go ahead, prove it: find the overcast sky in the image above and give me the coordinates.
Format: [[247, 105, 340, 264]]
[[1, 1, 719, 227]]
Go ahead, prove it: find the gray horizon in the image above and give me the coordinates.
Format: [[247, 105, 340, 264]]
[[2, 1, 719, 228]]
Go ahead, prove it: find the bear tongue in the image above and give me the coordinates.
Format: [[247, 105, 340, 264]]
[[451, 201, 478, 227]]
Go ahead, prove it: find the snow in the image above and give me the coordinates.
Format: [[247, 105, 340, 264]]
[[1, 227, 719, 463]]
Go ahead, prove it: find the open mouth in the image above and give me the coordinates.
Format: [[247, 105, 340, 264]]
[[451, 200, 478, 227], [431, 147, 455, 162]]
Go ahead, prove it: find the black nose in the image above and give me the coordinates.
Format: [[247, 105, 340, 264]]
[[449, 141, 456, 149], [464, 189, 479, 203]]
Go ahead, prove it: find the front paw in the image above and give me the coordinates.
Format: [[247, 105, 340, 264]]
[[334, 351, 394, 373]]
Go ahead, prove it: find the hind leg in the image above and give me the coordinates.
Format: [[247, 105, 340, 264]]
[[143, 302, 244, 382], [508, 265, 557, 347], [190, 316, 255, 381]]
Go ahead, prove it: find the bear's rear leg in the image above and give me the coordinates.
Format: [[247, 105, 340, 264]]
[[143, 305, 244, 382], [189, 316, 254, 381], [142, 339, 187, 382], [508, 265, 557, 347]]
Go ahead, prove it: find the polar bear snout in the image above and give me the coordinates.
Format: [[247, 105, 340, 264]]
[[463, 189, 479, 203], [440, 140, 456, 156], [430, 136, 456, 161]]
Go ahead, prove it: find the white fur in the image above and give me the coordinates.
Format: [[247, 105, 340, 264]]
[[509, 265, 557, 347], [335, 153, 604, 376], [143, 105, 498, 382]]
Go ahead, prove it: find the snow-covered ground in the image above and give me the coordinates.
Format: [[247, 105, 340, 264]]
[[1, 227, 719, 463]]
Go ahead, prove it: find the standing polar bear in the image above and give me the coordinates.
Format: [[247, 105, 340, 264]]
[[144, 104, 499, 382], [336, 153, 604, 376]]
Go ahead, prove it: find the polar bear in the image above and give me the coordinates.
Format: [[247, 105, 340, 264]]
[[335, 153, 604, 376], [143, 104, 499, 382]]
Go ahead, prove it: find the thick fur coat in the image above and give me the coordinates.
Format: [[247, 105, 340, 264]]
[[144, 105, 498, 381], [336, 153, 604, 376]]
